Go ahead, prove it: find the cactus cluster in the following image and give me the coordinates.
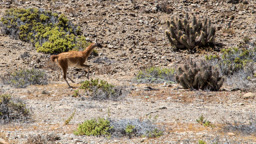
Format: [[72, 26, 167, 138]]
[[165, 13, 216, 52], [176, 59, 224, 91]]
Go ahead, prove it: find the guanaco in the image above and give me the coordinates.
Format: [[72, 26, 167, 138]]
[[50, 43, 102, 87]]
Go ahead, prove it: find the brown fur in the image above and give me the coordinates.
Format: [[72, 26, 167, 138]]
[[50, 43, 101, 87]]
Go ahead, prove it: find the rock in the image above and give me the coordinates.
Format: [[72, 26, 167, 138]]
[[243, 92, 256, 99], [227, 132, 235, 136]]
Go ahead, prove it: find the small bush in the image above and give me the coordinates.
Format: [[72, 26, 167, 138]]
[[0, 94, 30, 123], [74, 118, 112, 137], [0, 8, 90, 54], [206, 47, 256, 91], [136, 67, 176, 83], [79, 79, 127, 100], [125, 125, 135, 138], [1, 68, 48, 88], [196, 115, 214, 128], [26, 133, 60, 144], [206, 47, 256, 76], [109, 119, 164, 138]]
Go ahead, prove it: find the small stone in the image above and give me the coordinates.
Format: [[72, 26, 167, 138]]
[[243, 92, 256, 99], [227, 132, 235, 136]]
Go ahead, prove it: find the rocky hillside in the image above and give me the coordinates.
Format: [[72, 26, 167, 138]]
[[0, 0, 256, 143]]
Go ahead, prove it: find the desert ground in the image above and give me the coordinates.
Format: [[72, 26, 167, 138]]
[[0, 0, 256, 143]]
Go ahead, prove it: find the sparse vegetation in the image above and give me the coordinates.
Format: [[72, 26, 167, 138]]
[[72, 90, 79, 97], [109, 119, 164, 138], [0, 94, 30, 123], [125, 125, 135, 138], [79, 79, 127, 100], [196, 115, 214, 128], [206, 47, 256, 91], [74, 118, 163, 138], [165, 13, 216, 52], [136, 67, 176, 83], [146, 128, 164, 138], [1, 68, 48, 88], [0, 8, 90, 53]]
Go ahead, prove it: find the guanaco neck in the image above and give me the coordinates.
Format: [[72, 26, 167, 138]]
[[82, 43, 97, 58]]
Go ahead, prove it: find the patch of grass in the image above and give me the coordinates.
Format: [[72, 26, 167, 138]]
[[0, 8, 90, 54], [79, 79, 127, 100], [72, 90, 79, 97], [1, 68, 48, 88], [196, 115, 214, 128], [136, 67, 176, 83], [146, 128, 164, 138], [74, 118, 164, 138], [74, 118, 112, 137], [0, 94, 30, 123]]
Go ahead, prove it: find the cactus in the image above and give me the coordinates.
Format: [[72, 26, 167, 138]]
[[165, 13, 216, 52], [176, 59, 224, 91]]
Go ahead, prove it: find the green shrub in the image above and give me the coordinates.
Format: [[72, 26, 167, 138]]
[[136, 67, 176, 83], [0, 8, 90, 54], [198, 140, 207, 144], [80, 79, 127, 100], [74, 118, 112, 137], [146, 128, 164, 138], [0, 94, 30, 123], [206, 47, 256, 76], [1, 68, 48, 88], [206, 47, 256, 91], [196, 115, 214, 128], [125, 125, 135, 138]]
